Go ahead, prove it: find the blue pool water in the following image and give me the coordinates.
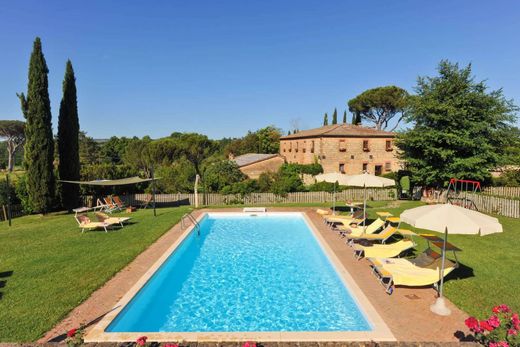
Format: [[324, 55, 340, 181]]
[[107, 213, 371, 332]]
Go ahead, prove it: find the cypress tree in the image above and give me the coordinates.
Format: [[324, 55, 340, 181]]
[[287, 130, 291, 135], [351, 111, 362, 125], [343, 110, 347, 123], [332, 108, 338, 124], [323, 113, 328, 126], [58, 60, 80, 211], [17, 37, 55, 213]]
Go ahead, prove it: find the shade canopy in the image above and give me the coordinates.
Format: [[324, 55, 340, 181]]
[[59, 176, 159, 186], [344, 172, 396, 187], [400, 203, 502, 236], [314, 172, 350, 185]]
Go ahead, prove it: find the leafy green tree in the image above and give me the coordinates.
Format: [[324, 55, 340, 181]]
[[100, 136, 133, 164], [57, 60, 80, 211], [17, 38, 55, 213], [0, 120, 25, 172], [257, 172, 274, 192], [155, 158, 197, 193], [256, 126, 281, 153], [348, 85, 408, 130], [323, 113, 328, 126], [204, 160, 245, 192], [79, 131, 101, 165], [176, 133, 216, 177], [397, 60, 518, 187], [342, 110, 347, 124], [332, 108, 338, 124], [224, 126, 281, 156]]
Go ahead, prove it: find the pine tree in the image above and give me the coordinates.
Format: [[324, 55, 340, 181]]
[[343, 110, 347, 123], [332, 108, 338, 124], [323, 113, 328, 126], [17, 37, 55, 213], [58, 60, 80, 211], [287, 130, 291, 135]]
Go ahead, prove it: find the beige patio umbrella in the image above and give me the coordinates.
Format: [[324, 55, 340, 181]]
[[315, 173, 350, 213], [401, 203, 502, 316], [343, 173, 396, 229]]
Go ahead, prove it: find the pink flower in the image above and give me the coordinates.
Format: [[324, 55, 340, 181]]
[[480, 320, 494, 332], [493, 305, 511, 314], [507, 329, 517, 336], [512, 313, 520, 330], [488, 315, 501, 328], [136, 336, 148, 346], [489, 342, 509, 347], [66, 328, 77, 338], [243, 342, 257, 347], [465, 317, 482, 333]]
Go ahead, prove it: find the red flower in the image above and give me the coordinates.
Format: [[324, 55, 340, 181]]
[[480, 320, 494, 332], [243, 342, 257, 347], [508, 328, 518, 336], [489, 342, 509, 347], [136, 336, 148, 346], [67, 328, 77, 338], [488, 315, 501, 328], [512, 313, 520, 330], [465, 317, 482, 333], [493, 305, 511, 314]]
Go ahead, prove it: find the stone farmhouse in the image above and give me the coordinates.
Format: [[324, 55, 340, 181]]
[[279, 124, 400, 175]]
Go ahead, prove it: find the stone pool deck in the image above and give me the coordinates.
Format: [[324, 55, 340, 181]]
[[40, 207, 469, 344]]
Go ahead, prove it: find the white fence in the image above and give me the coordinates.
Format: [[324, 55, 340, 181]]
[[483, 187, 520, 199], [83, 188, 397, 208], [464, 192, 520, 219]]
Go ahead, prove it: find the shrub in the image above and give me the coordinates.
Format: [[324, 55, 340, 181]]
[[465, 304, 519, 347], [0, 177, 20, 206], [15, 175, 33, 213]]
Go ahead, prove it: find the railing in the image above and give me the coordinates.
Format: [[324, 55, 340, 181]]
[[181, 212, 200, 235]]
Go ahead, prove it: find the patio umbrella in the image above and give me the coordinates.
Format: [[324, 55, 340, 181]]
[[315, 173, 350, 213], [343, 173, 396, 229], [400, 203, 502, 316]]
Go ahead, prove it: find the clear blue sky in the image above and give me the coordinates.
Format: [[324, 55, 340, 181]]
[[1, 1, 519, 139]]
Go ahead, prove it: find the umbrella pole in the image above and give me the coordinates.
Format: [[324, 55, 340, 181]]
[[333, 181, 336, 215], [363, 185, 367, 231], [430, 226, 451, 316]]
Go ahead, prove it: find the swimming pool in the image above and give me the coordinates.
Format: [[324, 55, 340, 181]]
[[88, 212, 394, 341]]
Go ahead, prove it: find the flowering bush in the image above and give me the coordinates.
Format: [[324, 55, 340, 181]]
[[465, 304, 520, 347], [136, 336, 149, 346], [242, 342, 257, 347], [65, 325, 85, 347]]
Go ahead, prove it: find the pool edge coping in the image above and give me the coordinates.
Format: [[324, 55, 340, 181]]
[[85, 211, 396, 342]]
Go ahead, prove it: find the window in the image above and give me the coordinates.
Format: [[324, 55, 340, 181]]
[[303, 141, 306, 153], [289, 142, 292, 152], [339, 140, 346, 152], [311, 140, 315, 153], [339, 163, 345, 174], [386, 140, 393, 151], [295, 141, 299, 152], [362, 163, 368, 172], [385, 162, 392, 171], [350, 155, 355, 159], [375, 165, 383, 176], [363, 140, 370, 152]]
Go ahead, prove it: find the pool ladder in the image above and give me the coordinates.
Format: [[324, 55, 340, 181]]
[[181, 212, 201, 236]]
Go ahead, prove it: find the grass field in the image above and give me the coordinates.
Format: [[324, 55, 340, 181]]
[[0, 206, 192, 342], [0, 200, 518, 341]]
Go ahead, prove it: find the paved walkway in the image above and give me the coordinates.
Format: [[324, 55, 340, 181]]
[[41, 207, 469, 343]]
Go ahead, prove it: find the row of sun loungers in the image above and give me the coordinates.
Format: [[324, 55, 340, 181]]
[[75, 212, 131, 233], [317, 208, 459, 295]]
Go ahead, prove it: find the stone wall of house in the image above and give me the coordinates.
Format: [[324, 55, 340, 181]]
[[280, 137, 400, 175], [239, 156, 285, 179]]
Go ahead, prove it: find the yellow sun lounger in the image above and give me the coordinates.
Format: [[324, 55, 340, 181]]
[[367, 257, 456, 294], [316, 208, 331, 216], [75, 215, 112, 233], [345, 226, 397, 245], [352, 239, 416, 259], [95, 212, 131, 228], [341, 218, 385, 237]]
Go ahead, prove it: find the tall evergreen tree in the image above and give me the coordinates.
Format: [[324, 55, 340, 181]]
[[351, 112, 362, 125], [58, 60, 80, 211], [342, 110, 347, 123], [332, 108, 338, 124], [323, 113, 328, 126], [17, 37, 55, 213]]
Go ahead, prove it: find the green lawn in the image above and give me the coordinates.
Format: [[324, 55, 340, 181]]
[[360, 200, 520, 318], [0, 201, 518, 341], [0, 206, 192, 342]]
